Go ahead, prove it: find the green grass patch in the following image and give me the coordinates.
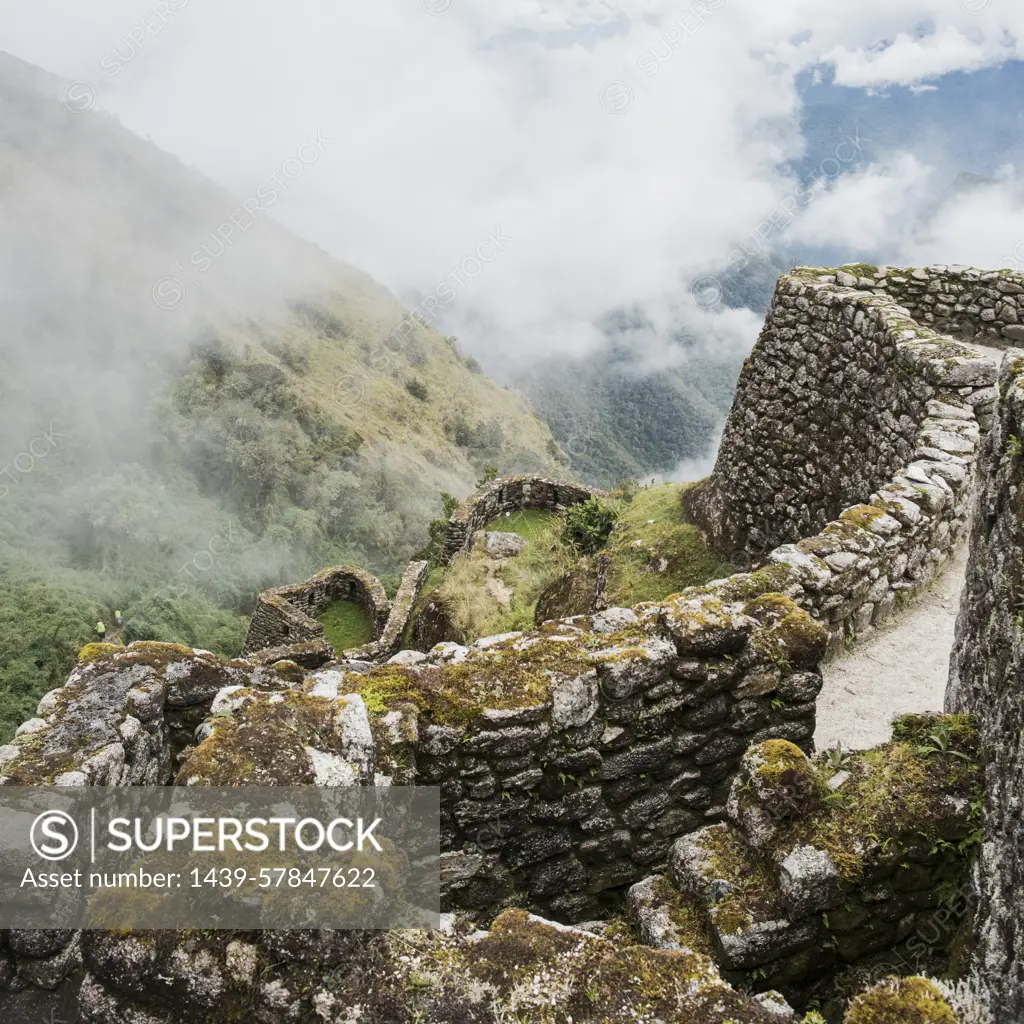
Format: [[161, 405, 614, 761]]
[[484, 508, 558, 543], [602, 483, 735, 606], [436, 511, 574, 639], [318, 599, 375, 654]]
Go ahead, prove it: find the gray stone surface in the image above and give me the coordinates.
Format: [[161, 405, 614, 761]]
[[947, 347, 1024, 1016]]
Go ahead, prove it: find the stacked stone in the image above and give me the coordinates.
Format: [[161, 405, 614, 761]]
[[627, 737, 977, 996], [442, 474, 607, 563], [0, 644, 291, 992], [870, 264, 1024, 346], [347, 559, 429, 662], [947, 348, 1024, 1017], [686, 266, 999, 656], [75, 908, 806, 1023], [414, 597, 825, 923]]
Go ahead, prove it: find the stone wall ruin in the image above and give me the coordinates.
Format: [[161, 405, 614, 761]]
[[685, 264, 1002, 656], [947, 347, 1024, 1019], [442, 475, 606, 563], [241, 560, 428, 664]]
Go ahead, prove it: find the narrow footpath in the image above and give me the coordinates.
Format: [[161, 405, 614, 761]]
[[814, 542, 968, 751]]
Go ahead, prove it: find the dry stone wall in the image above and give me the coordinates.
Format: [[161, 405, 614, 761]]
[[876, 263, 1024, 346], [181, 593, 827, 923], [241, 560, 428, 664], [627, 719, 981, 1004], [947, 348, 1024, 1019], [0, 643, 297, 990], [685, 265, 1000, 655], [442, 475, 606, 563]]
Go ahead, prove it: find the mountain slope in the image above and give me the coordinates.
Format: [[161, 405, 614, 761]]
[[0, 56, 561, 737]]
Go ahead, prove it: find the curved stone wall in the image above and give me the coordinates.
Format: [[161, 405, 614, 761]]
[[947, 348, 1024, 1017], [685, 265, 1000, 655], [442, 475, 607, 563], [877, 262, 1024, 345], [241, 560, 428, 663]]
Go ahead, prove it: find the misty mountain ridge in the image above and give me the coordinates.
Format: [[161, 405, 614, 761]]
[[0, 55, 561, 737]]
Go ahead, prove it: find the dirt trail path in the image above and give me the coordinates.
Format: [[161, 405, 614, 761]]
[[814, 546, 968, 751], [814, 340, 1000, 751]]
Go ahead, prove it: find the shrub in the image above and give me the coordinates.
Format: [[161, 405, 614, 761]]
[[476, 465, 499, 488], [562, 497, 618, 554], [416, 491, 461, 566], [405, 378, 429, 401]]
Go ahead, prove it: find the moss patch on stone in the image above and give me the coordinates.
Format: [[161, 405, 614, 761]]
[[746, 598, 829, 670], [692, 825, 782, 937], [786, 714, 983, 883], [843, 977, 957, 1024], [344, 627, 657, 726], [706, 564, 798, 603], [177, 691, 339, 785], [649, 874, 716, 956], [385, 908, 785, 1023], [77, 642, 120, 664]]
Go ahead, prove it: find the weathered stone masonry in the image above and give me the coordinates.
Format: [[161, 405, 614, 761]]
[[241, 560, 428, 663], [1, 267, 1009, 1024], [686, 265, 1001, 656], [627, 724, 980, 1001], [947, 347, 1024, 1019], [0, 577, 827, 998], [442, 475, 606, 563]]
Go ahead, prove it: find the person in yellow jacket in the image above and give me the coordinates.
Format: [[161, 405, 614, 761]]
[[95, 619, 106, 641]]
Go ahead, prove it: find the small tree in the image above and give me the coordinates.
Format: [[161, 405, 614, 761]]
[[476, 465, 499, 489], [405, 377, 428, 401], [562, 497, 618, 554]]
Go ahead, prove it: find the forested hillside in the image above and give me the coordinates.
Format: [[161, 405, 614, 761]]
[[0, 58, 561, 738]]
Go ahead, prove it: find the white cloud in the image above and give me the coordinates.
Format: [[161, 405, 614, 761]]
[[788, 153, 936, 254], [820, 25, 1014, 88], [3, 0, 1024, 374]]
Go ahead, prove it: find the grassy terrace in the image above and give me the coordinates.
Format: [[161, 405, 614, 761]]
[[318, 599, 375, 653], [603, 483, 736, 606], [409, 481, 735, 645]]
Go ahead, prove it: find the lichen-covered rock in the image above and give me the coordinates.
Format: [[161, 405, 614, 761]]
[[726, 741, 823, 849], [842, 976, 958, 1024], [177, 688, 375, 786]]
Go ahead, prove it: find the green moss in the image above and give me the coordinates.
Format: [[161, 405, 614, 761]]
[[837, 505, 892, 531], [788, 715, 983, 883], [77, 642, 119, 664], [843, 977, 956, 1024], [837, 264, 880, 279], [317, 599, 375, 654], [746, 600, 828, 669], [649, 875, 715, 956], [346, 623, 662, 726], [692, 825, 780, 936], [752, 739, 811, 782], [177, 691, 338, 785], [388, 907, 771, 1023], [711, 564, 797, 603]]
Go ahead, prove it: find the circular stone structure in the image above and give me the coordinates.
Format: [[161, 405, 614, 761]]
[[441, 475, 608, 563], [241, 560, 428, 664]]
